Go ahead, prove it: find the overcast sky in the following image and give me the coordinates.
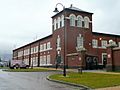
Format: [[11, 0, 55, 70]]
[[0, 0, 120, 55]]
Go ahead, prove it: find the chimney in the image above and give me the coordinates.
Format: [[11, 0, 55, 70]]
[[70, 4, 73, 8]]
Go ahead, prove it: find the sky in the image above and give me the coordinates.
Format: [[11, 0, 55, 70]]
[[0, 0, 120, 57]]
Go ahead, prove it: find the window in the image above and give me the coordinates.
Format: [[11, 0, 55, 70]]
[[31, 57, 33, 66], [47, 42, 51, 49], [58, 17, 61, 28], [43, 56, 46, 65], [61, 15, 64, 27], [54, 19, 56, 30], [34, 47, 36, 53], [101, 40, 107, 48], [31, 48, 33, 54], [118, 42, 120, 47], [24, 59, 29, 65], [47, 55, 50, 65], [40, 56, 43, 66], [18, 51, 23, 57], [84, 16, 90, 28], [40, 45, 43, 51], [77, 15, 83, 27], [76, 34, 83, 48], [92, 39, 98, 48], [44, 43, 46, 50], [35, 46, 38, 53], [70, 14, 76, 26]]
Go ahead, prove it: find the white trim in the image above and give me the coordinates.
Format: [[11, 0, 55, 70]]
[[102, 53, 107, 65], [77, 15, 84, 21]]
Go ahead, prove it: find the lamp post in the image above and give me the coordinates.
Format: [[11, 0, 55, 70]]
[[53, 3, 66, 76]]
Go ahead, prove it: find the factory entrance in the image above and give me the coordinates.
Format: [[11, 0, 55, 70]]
[[85, 55, 98, 70]]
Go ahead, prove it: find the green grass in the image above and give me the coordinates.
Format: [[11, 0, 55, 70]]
[[49, 72, 120, 89], [0, 67, 9, 69], [3, 68, 58, 72]]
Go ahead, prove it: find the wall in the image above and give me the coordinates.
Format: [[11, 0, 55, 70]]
[[107, 47, 120, 71]]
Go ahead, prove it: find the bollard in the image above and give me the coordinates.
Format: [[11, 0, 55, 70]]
[[78, 68, 82, 74]]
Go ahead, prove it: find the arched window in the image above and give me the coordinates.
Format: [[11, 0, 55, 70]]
[[54, 19, 56, 30], [77, 15, 83, 27], [58, 17, 61, 28], [84, 16, 90, 28], [69, 14, 76, 26], [61, 15, 64, 27]]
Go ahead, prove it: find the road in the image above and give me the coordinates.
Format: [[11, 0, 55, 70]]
[[0, 69, 82, 90]]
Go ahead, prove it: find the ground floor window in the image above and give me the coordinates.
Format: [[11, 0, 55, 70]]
[[47, 55, 51, 65], [40, 56, 46, 66], [24, 58, 29, 65]]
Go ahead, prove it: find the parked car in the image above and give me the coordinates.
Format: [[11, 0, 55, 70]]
[[10, 60, 29, 69]]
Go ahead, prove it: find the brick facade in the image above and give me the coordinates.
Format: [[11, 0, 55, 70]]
[[13, 5, 120, 69]]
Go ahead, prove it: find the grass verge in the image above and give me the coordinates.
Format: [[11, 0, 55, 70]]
[[3, 68, 58, 72], [49, 72, 120, 89]]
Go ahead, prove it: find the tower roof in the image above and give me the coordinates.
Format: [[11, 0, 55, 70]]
[[52, 4, 93, 18]]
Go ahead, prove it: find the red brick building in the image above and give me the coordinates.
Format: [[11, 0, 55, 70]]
[[13, 5, 120, 69]]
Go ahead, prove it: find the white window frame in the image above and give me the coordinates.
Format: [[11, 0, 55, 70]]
[[54, 19, 56, 30], [101, 40, 107, 48], [84, 16, 90, 28], [61, 15, 64, 27], [47, 42, 51, 50], [44, 43, 46, 51], [47, 55, 51, 65], [58, 17, 61, 28], [118, 42, 120, 47], [77, 34, 83, 48], [69, 14, 76, 26], [92, 39, 98, 48], [77, 15, 83, 27]]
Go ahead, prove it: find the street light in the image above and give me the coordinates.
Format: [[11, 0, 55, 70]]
[[53, 3, 66, 76]]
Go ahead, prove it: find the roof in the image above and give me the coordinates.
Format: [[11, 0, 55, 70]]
[[66, 6, 92, 14], [13, 34, 52, 51], [93, 32, 120, 38], [52, 5, 93, 18]]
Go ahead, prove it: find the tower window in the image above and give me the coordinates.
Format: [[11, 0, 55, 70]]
[[58, 17, 61, 28], [69, 14, 76, 26], [77, 15, 83, 27], [84, 16, 90, 28], [54, 19, 56, 30], [61, 15, 64, 27]]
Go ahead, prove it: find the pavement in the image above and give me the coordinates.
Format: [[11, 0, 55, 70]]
[[0, 69, 82, 90], [1, 68, 120, 90]]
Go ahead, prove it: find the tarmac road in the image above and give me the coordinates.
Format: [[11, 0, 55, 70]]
[[0, 69, 83, 90]]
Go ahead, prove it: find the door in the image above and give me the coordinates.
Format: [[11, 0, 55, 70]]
[[102, 53, 107, 68]]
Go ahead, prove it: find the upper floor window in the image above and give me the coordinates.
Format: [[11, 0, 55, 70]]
[[76, 34, 83, 48], [118, 42, 120, 47], [101, 40, 107, 48], [77, 15, 83, 27], [31, 48, 33, 54], [92, 39, 98, 48], [84, 16, 90, 28], [35, 46, 38, 53], [44, 43, 46, 50], [58, 17, 61, 29], [54, 19, 56, 30], [61, 15, 64, 27], [40, 45, 43, 51], [47, 42, 51, 49], [69, 14, 76, 26], [18, 51, 23, 57]]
